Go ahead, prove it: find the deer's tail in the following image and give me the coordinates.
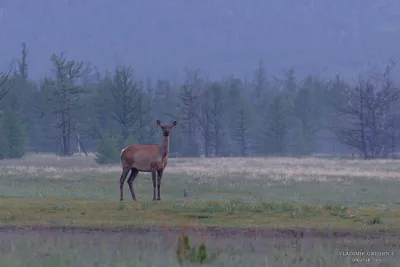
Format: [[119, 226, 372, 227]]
[[120, 147, 126, 157], [120, 147, 132, 172]]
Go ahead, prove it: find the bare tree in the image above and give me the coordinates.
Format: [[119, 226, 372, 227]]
[[177, 70, 202, 156], [103, 66, 140, 146], [332, 62, 400, 159], [229, 99, 252, 156], [197, 87, 213, 156], [261, 93, 291, 155], [0, 62, 14, 103], [18, 42, 28, 82], [49, 53, 90, 156], [196, 81, 227, 156], [207, 82, 225, 156], [136, 78, 156, 144], [293, 75, 324, 155], [252, 61, 269, 104]]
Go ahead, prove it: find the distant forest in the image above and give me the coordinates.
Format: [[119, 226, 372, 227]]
[[0, 43, 399, 162]]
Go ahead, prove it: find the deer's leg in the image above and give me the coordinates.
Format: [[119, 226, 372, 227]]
[[127, 168, 139, 201], [157, 170, 163, 201], [119, 167, 130, 201], [151, 169, 157, 201]]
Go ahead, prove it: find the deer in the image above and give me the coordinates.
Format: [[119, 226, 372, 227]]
[[119, 120, 177, 201]]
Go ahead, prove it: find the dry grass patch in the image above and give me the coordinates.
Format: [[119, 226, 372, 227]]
[[0, 154, 399, 183], [168, 157, 400, 181]]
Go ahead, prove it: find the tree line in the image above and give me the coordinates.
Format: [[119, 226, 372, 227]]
[[0, 43, 399, 162]]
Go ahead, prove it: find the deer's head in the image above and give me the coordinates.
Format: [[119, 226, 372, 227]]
[[157, 120, 177, 137]]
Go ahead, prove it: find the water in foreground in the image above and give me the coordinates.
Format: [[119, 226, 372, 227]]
[[0, 227, 399, 267]]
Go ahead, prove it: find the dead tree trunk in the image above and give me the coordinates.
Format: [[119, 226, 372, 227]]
[[76, 133, 88, 156]]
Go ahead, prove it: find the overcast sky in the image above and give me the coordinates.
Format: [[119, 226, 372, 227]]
[[1, 0, 400, 82]]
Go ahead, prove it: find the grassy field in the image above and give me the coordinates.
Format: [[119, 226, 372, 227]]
[[0, 153, 400, 266]]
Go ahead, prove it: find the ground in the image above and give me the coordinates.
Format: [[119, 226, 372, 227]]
[[0, 154, 399, 266]]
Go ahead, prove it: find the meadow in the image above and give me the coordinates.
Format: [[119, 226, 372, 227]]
[[0, 153, 400, 266]]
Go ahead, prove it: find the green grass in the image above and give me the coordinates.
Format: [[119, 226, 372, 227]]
[[0, 171, 399, 207], [1, 198, 400, 232]]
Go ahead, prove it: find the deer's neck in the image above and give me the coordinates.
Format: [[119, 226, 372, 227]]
[[159, 135, 170, 158]]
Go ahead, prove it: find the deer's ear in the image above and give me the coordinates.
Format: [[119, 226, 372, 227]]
[[156, 120, 162, 126], [172, 121, 177, 127]]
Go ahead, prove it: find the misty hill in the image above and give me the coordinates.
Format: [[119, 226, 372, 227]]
[[1, 0, 400, 81]]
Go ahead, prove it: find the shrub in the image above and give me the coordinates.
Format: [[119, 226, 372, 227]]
[[368, 214, 382, 225], [176, 235, 217, 265], [95, 133, 121, 164]]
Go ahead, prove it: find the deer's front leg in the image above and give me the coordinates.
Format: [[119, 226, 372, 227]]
[[157, 170, 163, 201], [151, 169, 157, 201]]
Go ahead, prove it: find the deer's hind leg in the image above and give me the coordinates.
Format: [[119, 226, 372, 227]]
[[119, 167, 130, 201], [127, 168, 139, 201]]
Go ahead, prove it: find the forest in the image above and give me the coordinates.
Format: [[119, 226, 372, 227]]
[[0, 42, 399, 162]]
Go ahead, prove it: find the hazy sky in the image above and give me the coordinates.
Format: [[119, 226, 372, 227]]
[[1, 0, 400, 82]]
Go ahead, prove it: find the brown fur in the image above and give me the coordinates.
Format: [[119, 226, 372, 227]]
[[119, 120, 177, 201]]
